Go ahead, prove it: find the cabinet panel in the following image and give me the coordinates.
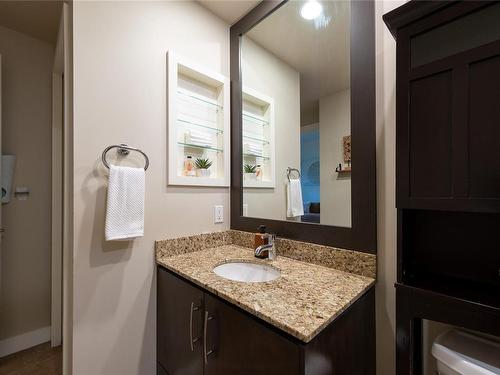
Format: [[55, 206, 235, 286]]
[[203, 294, 300, 375], [402, 209, 500, 290], [157, 268, 204, 375], [157, 363, 169, 375], [304, 288, 375, 375], [409, 71, 453, 198], [469, 54, 500, 198], [410, 2, 500, 68]]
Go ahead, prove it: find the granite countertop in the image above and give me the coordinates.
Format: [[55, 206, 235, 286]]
[[156, 244, 375, 343]]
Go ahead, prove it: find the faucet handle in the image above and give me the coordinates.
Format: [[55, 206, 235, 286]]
[[268, 234, 277, 260]]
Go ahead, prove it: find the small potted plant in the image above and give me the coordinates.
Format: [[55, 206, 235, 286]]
[[195, 158, 213, 177], [244, 163, 257, 181]]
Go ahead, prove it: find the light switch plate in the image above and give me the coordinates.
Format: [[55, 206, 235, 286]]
[[214, 205, 224, 223]]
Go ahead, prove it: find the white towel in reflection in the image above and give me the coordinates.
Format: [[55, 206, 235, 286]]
[[105, 165, 145, 241], [243, 143, 263, 156], [287, 178, 304, 218]]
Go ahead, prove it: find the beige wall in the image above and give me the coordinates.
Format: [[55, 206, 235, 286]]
[[423, 320, 451, 374], [319, 89, 351, 227], [241, 37, 301, 221], [0, 25, 54, 341], [377, 3, 461, 375], [72, 2, 230, 374], [375, 1, 404, 375]]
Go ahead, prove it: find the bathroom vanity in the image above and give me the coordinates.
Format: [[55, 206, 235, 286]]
[[157, 0, 378, 373], [156, 233, 375, 375]]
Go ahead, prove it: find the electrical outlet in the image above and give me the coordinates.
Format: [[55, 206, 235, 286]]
[[243, 204, 248, 216], [214, 205, 224, 223]]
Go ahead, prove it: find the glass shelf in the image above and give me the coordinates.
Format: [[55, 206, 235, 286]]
[[177, 89, 222, 110], [178, 117, 223, 133], [243, 112, 269, 126], [178, 142, 223, 152], [243, 134, 269, 144], [243, 153, 270, 160]]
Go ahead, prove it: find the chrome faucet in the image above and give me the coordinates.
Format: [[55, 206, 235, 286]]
[[255, 234, 276, 260]]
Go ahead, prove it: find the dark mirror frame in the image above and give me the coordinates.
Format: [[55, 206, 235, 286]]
[[230, 0, 376, 254]]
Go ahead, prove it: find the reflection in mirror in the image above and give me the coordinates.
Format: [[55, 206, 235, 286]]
[[241, 0, 351, 227]]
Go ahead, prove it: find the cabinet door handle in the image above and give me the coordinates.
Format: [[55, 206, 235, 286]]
[[203, 310, 215, 364], [189, 302, 200, 351]]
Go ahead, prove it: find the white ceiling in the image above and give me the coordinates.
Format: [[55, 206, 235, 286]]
[[246, 0, 350, 121], [0, 1, 62, 45], [198, 0, 261, 25]]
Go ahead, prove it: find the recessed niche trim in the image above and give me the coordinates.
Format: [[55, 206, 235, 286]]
[[242, 86, 275, 189], [167, 51, 230, 187]]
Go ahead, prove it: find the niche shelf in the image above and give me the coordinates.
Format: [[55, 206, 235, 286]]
[[242, 87, 275, 188], [335, 166, 352, 174], [167, 51, 230, 187]]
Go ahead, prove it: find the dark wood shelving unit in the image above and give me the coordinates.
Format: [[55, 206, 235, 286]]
[[385, 1, 500, 374]]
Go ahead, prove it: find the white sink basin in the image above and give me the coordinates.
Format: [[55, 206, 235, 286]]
[[213, 261, 280, 283]]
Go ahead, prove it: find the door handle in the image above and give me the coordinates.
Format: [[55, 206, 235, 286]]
[[0, 228, 5, 233], [203, 311, 215, 364], [189, 302, 200, 351]]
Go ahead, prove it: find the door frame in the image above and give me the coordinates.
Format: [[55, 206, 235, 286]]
[[51, 10, 64, 348], [0, 54, 2, 294], [61, 3, 74, 374], [52, 4, 74, 373]]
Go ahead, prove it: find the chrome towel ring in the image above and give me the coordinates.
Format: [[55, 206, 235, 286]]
[[102, 144, 149, 171], [287, 167, 301, 181]]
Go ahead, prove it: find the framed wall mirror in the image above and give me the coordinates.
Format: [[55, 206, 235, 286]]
[[230, 0, 376, 253]]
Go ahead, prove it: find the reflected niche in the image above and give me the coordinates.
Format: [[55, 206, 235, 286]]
[[241, 0, 352, 227]]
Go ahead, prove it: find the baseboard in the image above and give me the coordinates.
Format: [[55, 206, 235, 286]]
[[0, 326, 51, 358]]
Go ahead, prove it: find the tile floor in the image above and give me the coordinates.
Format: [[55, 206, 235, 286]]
[[0, 342, 62, 375]]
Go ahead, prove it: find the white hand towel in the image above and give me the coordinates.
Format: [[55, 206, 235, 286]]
[[287, 178, 304, 218], [105, 165, 145, 241]]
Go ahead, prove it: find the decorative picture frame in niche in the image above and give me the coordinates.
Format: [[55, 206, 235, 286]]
[[343, 135, 351, 163]]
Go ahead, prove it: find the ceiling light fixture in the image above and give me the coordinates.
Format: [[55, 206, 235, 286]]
[[300, 0, 323, 20]]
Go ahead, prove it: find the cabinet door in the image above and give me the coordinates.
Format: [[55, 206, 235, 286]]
[[157, 268, 204, 375], [157, 363, 169, 375], [396, 2, 500, 213], [203, 294, 300, 375]]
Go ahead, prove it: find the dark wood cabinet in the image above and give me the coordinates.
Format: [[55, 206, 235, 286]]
[[157, 266, 375, 375], [384, 1, 500, 374], [303, 286, 376, 375], [204, 293, 300, 375], [393, 1, 500, 214], [158, 363, 169, 375], [386, 0, 500, 296], [157, 269, 204, 375]]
